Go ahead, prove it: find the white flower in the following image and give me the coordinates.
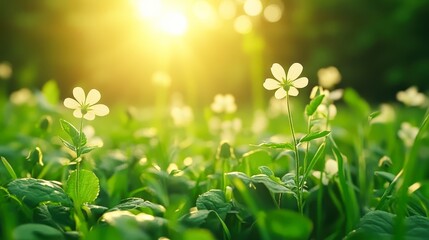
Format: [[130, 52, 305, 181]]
[[312, 159, 338, 185], [10, 88, 34, 105], [398, 122, 418, 148], [0, 62, 12, 79], [263, 63, 308, 99], [64, 87, 109, 120], [82, 126, 104, 147], [211, 94, 237, 114], [171, 105, 194, 127], [396, 86, 427, 107], [371, 104, 396, 124], [317, 66, 341, 89], [251, 110, 268, 134]]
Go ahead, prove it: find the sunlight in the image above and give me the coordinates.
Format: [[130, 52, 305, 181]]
[[134, 0, 188, 36]]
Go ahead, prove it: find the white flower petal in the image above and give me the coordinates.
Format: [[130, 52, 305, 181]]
[[271, 63, 286, 81], [73, 109, 83, 118], [274, 88, 287, 99], [263, 78, 281, 90], [64, 98, 80, 109], [87, 89, 101, 105], [288, 87, 299, 96], [84, 112, 96, 121], [287, 63, 303, 81], [292, 77, 308, 88], [73, 87, 86, 104], [92, 104, 110, 116]]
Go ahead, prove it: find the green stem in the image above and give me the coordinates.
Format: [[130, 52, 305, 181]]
[[286, 93, 303, 214]]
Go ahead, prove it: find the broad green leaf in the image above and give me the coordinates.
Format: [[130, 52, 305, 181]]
[[242, 150, 274, 175], [60, 119, 86, 148], [343, 88, 370, 118], [182, 229, 216, 240], [7, 178, 72, 208], [84, 204, 108, 220], [109, 197, 166, 216], [13, 223, 65, 240], [180, 209, 229, 238], [196, 189, 231, 219], [306, 94, 325, 116], [251, 174, 293, 194], [101, 211, 165, 240], [299, 131, 330, 143], [345, 210, 429, 239], [34, 203, 73, 230], [65, 170, 99, 205], [262, 209, 313, 240], [259, 166, 274, 176], [225, 172, 251, 185], [42, 80, 59, 105], [255, 142, 294, 150], [1, 156, 17, 180]]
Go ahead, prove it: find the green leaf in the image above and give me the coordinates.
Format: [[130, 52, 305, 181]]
[[306, 94, 325, 116], [7, 178, 72, 208], [262, 209, 313, 240], [1, 156, 17, 180], [302, 143, 326, 184], [374, 171, 396, 183], [59, 137, 76, 152], [80, 145, 98, 155], [368, 111, 381, 122], [182, 229, 216, 240], [108, 197, 166, 216], [65, 170, 99, 205], [196, 189, 231, 220], [242, 150, 274, 175], [255, 142, 294, 150], [345, 210, 429, 239], [343, 88, 370, 118], [251, 174, 293, 194], [13, 223, 65, 240], [225, 172, 251, 185], [60, 119, 86, 148], [299, 131, 330, 142], [259, 166, 274, 176], [42, 80, 60, 106], [34, 203, 74, 230]]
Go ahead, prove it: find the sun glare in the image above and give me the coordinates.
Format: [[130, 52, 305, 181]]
[[134, 0, 188, 36]]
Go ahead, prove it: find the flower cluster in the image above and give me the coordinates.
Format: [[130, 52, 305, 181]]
[[396, 86, 427, 107], [211, 94, 237, 114]]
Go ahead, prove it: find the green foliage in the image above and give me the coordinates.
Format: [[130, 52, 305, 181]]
[[65, 170, 99, 206], [345, 210, 429, 239], [299, 130, 330, 143], [41, 80, 60, 106], [306, 94, 325, 116], [262, 209, 313, 240], [13, 223, 65, 240], [7, 178, 72, 208], [1, 156, 17, 180]]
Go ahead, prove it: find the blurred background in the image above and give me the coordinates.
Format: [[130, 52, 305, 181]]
[[1, 0, 428, 109]]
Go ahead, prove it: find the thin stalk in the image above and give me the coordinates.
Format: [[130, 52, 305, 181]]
[[286, 93, 303, 214]]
